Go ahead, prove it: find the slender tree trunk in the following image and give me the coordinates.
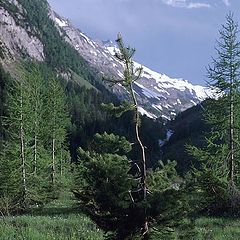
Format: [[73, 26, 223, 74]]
[[34, 122, 37, 175], [51, 137, 55, 184], [129, 83, 148, 237], [60, 147, 63, 176], [34, 97, 38, 175], [229, 90, 234, 183], [229, 55, 235, 186], [51, 101, 56, 185], [20, 87, 27, 205], [228, 61, 238, 210]]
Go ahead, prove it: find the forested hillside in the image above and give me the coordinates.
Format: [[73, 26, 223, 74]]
[[162, 101, 210, 173], [1, 0, 240, 239]]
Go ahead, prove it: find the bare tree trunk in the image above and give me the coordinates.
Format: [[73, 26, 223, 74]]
[[20, 86, 27, 206], [229, 91, 234, 183], [51, 137, 55, 184], [229, 58, 235, 186], [228, 70, 238, 210], [33, 97, 38, 175], [60, 147, 63, 176], [34, 121, 37, 175], [51, 101, 56, 185]]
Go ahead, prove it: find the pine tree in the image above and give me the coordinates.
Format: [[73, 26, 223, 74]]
[[73, 132, 134, 238], [73, 34, 190, 239], [103, 33, 150, 237], [22, 64, 53, 204]]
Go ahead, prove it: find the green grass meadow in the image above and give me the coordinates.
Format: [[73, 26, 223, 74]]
[[1, 192, 240, 240], [0, 191, 105, 240]]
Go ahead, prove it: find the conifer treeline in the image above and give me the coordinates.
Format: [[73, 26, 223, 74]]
[[0, 63, 70, 212]]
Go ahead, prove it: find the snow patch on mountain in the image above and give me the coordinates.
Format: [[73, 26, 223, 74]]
[[138, 107, 157, 118], [55, 17, 68, 27], [51, 11, 216, 120]]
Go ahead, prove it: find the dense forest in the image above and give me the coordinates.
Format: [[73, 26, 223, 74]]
[[1, 0, 240, 239]]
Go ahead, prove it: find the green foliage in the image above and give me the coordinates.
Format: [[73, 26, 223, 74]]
[[0, 63, 71, 213], [73, 132, 190, 238], [75, 150, 132, 212], [187, 13, 240, 216], [147, 160, 179, 191], [101, 101, 134, 118], [162, 102, 209, 173], [145, 161, 190, 238], [0, 65, 8, 149], [73, 133, 133, 237], [189, 167, 229, 215], [92, 132, 132, 155]]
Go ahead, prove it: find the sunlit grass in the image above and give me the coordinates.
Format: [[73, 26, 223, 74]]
[[0, 191, 105, 240], [192, 217, 240, 240], [0, 214, 104, 240]]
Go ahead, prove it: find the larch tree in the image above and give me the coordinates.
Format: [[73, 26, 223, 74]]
[[2, 71, 32, 209], [0, 64, 70, 211], [188, 13, 240, 210], [44, 77, 69, 185]]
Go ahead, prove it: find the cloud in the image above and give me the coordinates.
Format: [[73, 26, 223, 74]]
[[187, 2, 211, 8], [162, 0, 211, 9], [222, 0, 230, 6]]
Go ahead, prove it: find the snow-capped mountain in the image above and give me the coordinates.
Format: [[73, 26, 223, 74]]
[[51, 12, 214, 120]]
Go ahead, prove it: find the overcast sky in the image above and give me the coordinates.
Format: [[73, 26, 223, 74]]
[[47, 0, 240, 85]]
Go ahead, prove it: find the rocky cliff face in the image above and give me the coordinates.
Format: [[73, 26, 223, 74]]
[[0, 0, 44, 61]]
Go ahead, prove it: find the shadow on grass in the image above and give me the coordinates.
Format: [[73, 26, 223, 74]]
[[26, 192, 82, 217], [28, 206, 81, 217]]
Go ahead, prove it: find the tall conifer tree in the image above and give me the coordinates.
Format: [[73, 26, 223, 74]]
[[44, 77, 69, 185], [188, 13, 240, 210]]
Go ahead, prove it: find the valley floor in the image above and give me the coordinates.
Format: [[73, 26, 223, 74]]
[[0, 192, 240, 240]]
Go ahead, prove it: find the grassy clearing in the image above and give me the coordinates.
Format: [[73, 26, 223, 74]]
[[1, 191, 240, 240], [192, 217, 240, 240], [0, 214, 104, 240], [71, 71, 96, 90], [0, 191, 105, 240]]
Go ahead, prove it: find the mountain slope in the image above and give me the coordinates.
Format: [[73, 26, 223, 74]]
[[0, 0, 214, 120], [52, 12, 214, 119]]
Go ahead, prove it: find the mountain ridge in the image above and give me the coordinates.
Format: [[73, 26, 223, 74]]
[[0, 0, 214, 120], [52, 11, 214, 119]]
